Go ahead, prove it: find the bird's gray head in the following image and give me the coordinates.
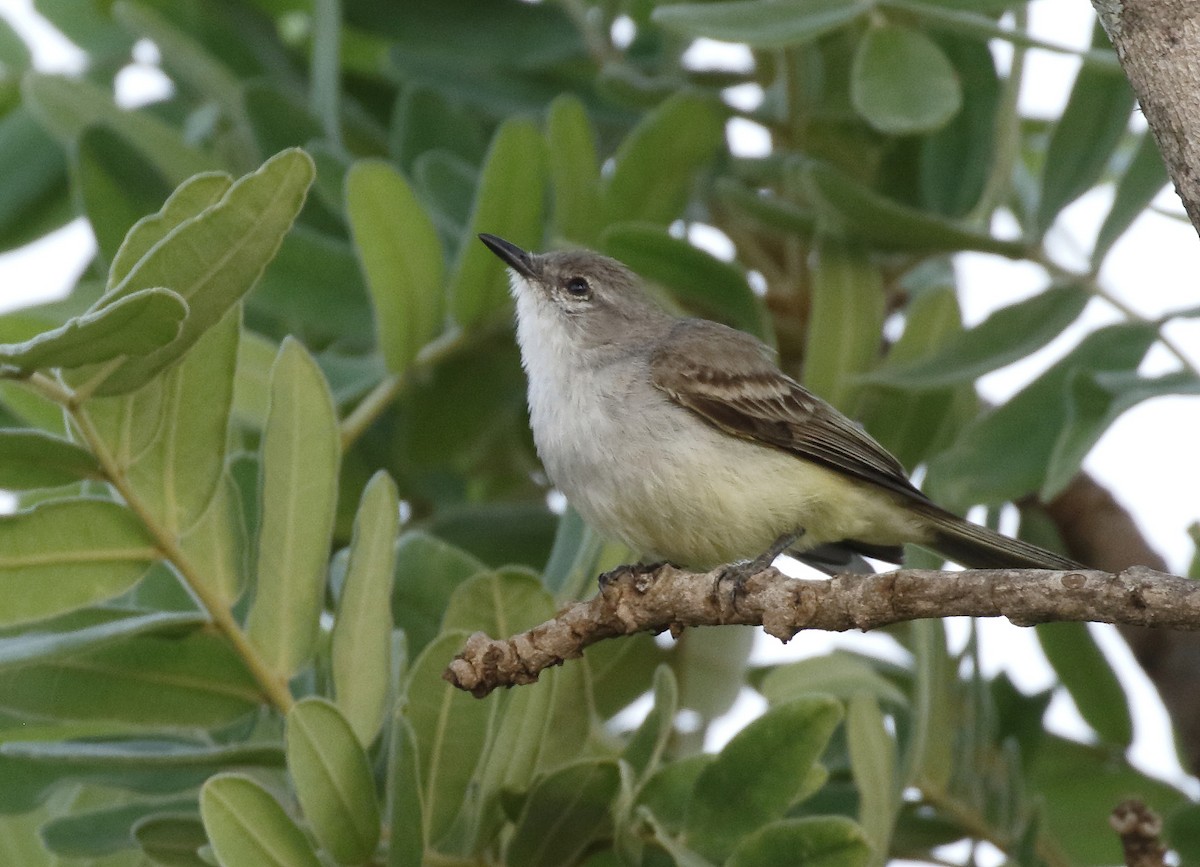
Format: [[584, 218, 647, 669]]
[[478, 234, 669, 350]]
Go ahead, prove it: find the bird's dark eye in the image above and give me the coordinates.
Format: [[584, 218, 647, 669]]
[[565, 276, 590, 297]]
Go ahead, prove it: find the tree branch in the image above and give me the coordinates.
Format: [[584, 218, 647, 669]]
[[444, 562, 1193, 697], [1093, 0, 1200, 233]]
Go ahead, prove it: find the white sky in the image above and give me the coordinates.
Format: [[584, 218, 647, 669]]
[[1, 0, 1197, 798]]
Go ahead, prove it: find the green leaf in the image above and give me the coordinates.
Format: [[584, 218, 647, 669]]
[[0, 106, 69, 252], [0, 739, 284, 814], [918, 35, 1000, 217], [862, 283, 1090, 389], [727, 817, 871, 867], [247, 338, 341, 677], [132, 812, 209, 866], [40, 797, 195, 858], [386, 713, 425, 867], [23, 73, 218, 183], [389, 85, 486, 172], [860, 285, 971, 469], [0, 499, 157, 626], [75, 123, 176, 264], [448, 118, 546, 327], [653, 0, 871, 48], [402, 630, 498, 845], [851, 25, 961, 135], [250, 226, 375, 348], [94, 148, 314, 396], [392, 531, 487, 657], [345, 159, 446, 374], [1035, 21, 1134, 235], [622, 665, 679, 780], [1092, 130, 1168, 264], [924, 323, 1157, 508], [804, 238, 884, 413], [1042, 368, 1200, 499], [0, 430, 101, 490], [684, 696, 844, 862], [0, 629, 260, 726], [599, 222, 770, 341], [332, 471, 401, 746], [758, 652, 908, 709], [200, 773, 322, 867], [0, 609, 204, 672], [602, 93, 723, 227], [847, 694, 896, 866], [231, 330, 276, 430], [88, 306, 240, 538], [1035, 621, 1132, 747], [179, 469, 248, 605], [0, 287, 186, 372], [800, 162, 1029, 257], [442, 568, 556, 639], [904, 620, 953, 793], [546, 94, 602, 243], [472, 660, 595, 846], [286, 698, 381, 864], [505, 760, 620, 867], [108, 172, 233, 290], [1030, 735, 1187, 864]]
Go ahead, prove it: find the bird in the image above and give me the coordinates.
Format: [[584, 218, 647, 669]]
[[478, 233, 1083, 576]]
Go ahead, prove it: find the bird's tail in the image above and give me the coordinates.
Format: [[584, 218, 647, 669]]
[[915, 503, 1084, 570]]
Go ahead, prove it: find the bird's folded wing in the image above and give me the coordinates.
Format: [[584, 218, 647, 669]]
[[649, 318, 928, 503]]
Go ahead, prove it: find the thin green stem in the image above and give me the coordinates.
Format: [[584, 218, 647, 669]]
[[26, 373, 295, 715]]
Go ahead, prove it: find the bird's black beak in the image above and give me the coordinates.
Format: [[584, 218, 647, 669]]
[[478, 233, 535, 279]]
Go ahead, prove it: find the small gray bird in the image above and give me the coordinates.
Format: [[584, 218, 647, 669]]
[[479, 233, 1082, 574]]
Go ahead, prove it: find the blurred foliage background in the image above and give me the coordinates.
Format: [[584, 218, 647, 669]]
[[0, 0, 1198, 864]]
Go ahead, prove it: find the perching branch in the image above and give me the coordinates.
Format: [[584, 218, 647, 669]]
[[1109, 800, 1167, 867], [444, 562, 1193, 697]]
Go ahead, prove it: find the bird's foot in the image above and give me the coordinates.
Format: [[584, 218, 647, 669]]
[[598, 560, 669, 590], [715, 530, 804, 608]]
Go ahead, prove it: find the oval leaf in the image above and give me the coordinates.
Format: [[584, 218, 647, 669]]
[[862, 283, 1090, 390], [727, 817, 871, 867], [547, 94, 601, 243], [247, 337, 341, 677], [286, 698, 381, 863], [505, 760, 621, 867], [0, 287, 187, 372], [653, 0, 870, 48], [200, 773, 322, 867], [448, 119, 546, 327], [1035, 20, 1134, 235], [852, 24, 962, 135], [603, 93, 723, 227], [345, 159, 445, 374], [804, 238, 884, 413], [386, 713, 425, 867], [1035, 621, 1132, 747], [0, 429, 101, 489], [403, 630, 498, 844], [94, 148, 314, 395], [0, 498, 158, 625], [684, 696, 844, 862], [332, 470, 400, 746], [800, 162, 1028, 257]]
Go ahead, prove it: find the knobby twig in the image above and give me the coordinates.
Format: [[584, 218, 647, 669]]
[[444, 562, 1194, 697], [1110, 800, 1167, 867]]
